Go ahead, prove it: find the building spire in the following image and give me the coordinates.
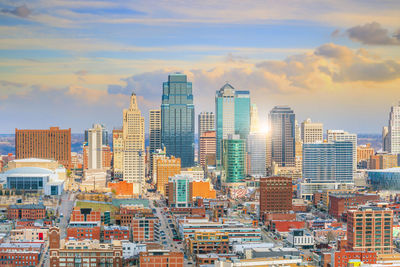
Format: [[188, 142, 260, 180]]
[[129, 91, 138, 110]]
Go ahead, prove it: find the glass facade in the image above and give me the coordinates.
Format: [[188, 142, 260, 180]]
[[303, 141, 353, 183], [222, 136, 246, 183], [234, 91, 250, 139], [7, 176, 48, 190], [161, 74, 194, 167], [369, 168, 400, 190]]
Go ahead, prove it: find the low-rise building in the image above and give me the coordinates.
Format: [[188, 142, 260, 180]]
[[7, 204, 46, 220], [188, 232, 229, 255], [139, 250, 184, 267], [10, 227, 48, 242], [121, 241, 146, 259], [287, 229, 314, 249], [103, 226, 130, 241]]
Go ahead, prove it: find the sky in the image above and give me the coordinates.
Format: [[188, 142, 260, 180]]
[[0, 0, 400, 134]]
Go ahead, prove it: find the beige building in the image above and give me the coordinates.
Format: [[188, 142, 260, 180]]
[[87, 124, 103, 170], [122, 93, 145, 195], [156, 157, 181, 195], [151, 148, 166, 184], [181, 167, 205, 180], [10, 228, 49, 242], [112, 129, 124, 179], [301, 118, 323, 144]]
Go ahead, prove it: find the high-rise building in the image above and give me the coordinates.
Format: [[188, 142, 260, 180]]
[[156, 156, 181, 195], [122, 93, 145, 195], [167, 175, 192, 208], [382, 126, 390, 152], [215, 83, 250, 163], [87, 124, 103, 170], [15, 127, 71, 168], [268, 106, 296, 167], [357, 144, 374, 164], [327, 130, 357, 171], [247, 132, 267, 177], [149, 109, 162, 153], [259, 176, 292, 219], [161, 73, 195, 167], [85, 124, 108, 146], [301, 118, 323, 144], [250, 103, 260, 133], [198, 112, 215, 136], [303, 141, 354, 183], [222, 134, 246, 183], [151, 148, 166, 183], [199, 130, 216, 167], [112, 129, 123, 179], [347, 207, 393, 254], [388, 103, 400, 154]]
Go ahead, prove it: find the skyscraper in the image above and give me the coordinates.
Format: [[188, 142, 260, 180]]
[[222, 134, 246, 183], [268, 106, 296, 167], [198, 112, 215, 137], [250, 103, 260, 133], [112, 129, 123, 179], [303, 141, 354, 183], [327, 130, 357, 171], [85, 124, 108, 146], [382, 126, 389, 152], [122, 92, 145, 195], [247, 132, 267, 177], [199, 131, 216, 167], [301, 118, 323, 144], [87, 124, 103, 170], [15, 127, 71, 168], [149, 109, 162, 153], [161, 73, 195, 167], [215, 83, 250, 163], [388, 103, 400, 154]]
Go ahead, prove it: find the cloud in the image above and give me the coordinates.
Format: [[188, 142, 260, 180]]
[[346, 22, 400, 45], [0, 80, 25, 87], [1, 4, 31, 18]]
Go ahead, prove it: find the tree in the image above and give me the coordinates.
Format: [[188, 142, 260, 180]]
[[326, 231, 336, 243]]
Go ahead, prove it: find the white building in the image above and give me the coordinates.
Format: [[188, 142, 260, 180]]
[[247, 132, 267, 177], [122, 93, 145, 195], [301, 118, 323, 144], [389, 103, 400, 154], [198, 112, 215, 136], [287, 229, 314, 249], [121, 241, 146, 259], [88, 124, 103, 170], [180, 167, 205, 181], [327, 130, 357, 171]]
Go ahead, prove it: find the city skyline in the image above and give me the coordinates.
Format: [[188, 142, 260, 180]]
[[0, 1, 399, 133]]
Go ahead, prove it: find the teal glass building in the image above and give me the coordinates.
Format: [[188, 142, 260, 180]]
[[303, 141, 354, 183], [222, 135, 246, 183], [215, 83, 250, 164], [161, 73, 194, 167]]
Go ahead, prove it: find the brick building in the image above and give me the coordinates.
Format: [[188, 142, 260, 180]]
[[139, 250, 184, 267], [49, 227, 123, 267], [156, 157, 181, 195], [70, 207, 101, 222], [119, 207, 159, 242], [329, 193, 380, 220], [103, 226, 130, 241], [199, 130, 216, 167], [15, 127, 71, 168], [259, 176, 292, 220], [333, 250, 377, 267], [7, 204, 46, 220], [188, 232, 229, 255], [67, 207, 101, 241], [357, 144, 374, 164], [347, 207, 393, 254]]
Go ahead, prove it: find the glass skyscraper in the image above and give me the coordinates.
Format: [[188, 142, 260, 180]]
[[222, 134, 246, 183], [302, 141, 353, 183], [215, 83, 250, 164], [161, 73, 195, 167]]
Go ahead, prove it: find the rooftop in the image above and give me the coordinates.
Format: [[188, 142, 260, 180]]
[[9, 204, 46, 210], [4, 167, 53, 176]]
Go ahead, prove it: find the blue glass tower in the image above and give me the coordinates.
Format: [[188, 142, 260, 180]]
[[303, 141, 353, 183], [161, 73, 194, 167]]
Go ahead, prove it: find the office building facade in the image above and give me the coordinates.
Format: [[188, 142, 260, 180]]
[[161, 73, 195, 167], [327, 130, 357, 171], [112, 129, 124, 179], [247, 132, 267, 177], [301, 118, 323, 144], [259, 176, 293, 219], [199, 130, 216, 167], [156, 156, 181, 195], [149, 109, 162, 153], [198, 112, 215, 136], [388, 104, 400, 154], [222, 135, 246, 183]]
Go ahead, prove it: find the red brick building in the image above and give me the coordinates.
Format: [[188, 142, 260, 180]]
[[347, 207, 393, 254], [67, 207, 101, 241], [103, 226, 130, 241], [119, 207, 159, 242], [333, 250, 377, 267], [0, 251, 40, 266], [15, 127, 71, 169], [70, 207, 101, 222], [139, 250, 184, 267], [7, 204, 46, 220], [269, 221, 305, 233], [329, 193, 380, 220], [260, 176, 292, 220]]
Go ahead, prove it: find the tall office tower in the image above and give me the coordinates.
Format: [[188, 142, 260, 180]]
[[85, 124, 108, 146], [327, 130, 357, 171], [15, 127, 71, 168], [382, 126, 389, 152], [215, 83, 250, 163], [259, 177, 292, 219], [161, 73, 195, 167], [198, 112, 215, 136], [149, 109, 162, 153], [167, 175, 192, 208], [347, 207, 393, 254], [156, 156, 181, 195], [303, 141, 354, 183], [122, 93, 145, 195], [199, 131, 216, 167], [112, 129, 123, 179], [250, 103, 260, 133], [388, 103, 400, 154], [268, 106, 296, 167], [87, 124, 103, 170], [301, 118, 323, 143], [295, 120, 301, 142], [247, 132, 267, 177], [222, 134, 246, 183]]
